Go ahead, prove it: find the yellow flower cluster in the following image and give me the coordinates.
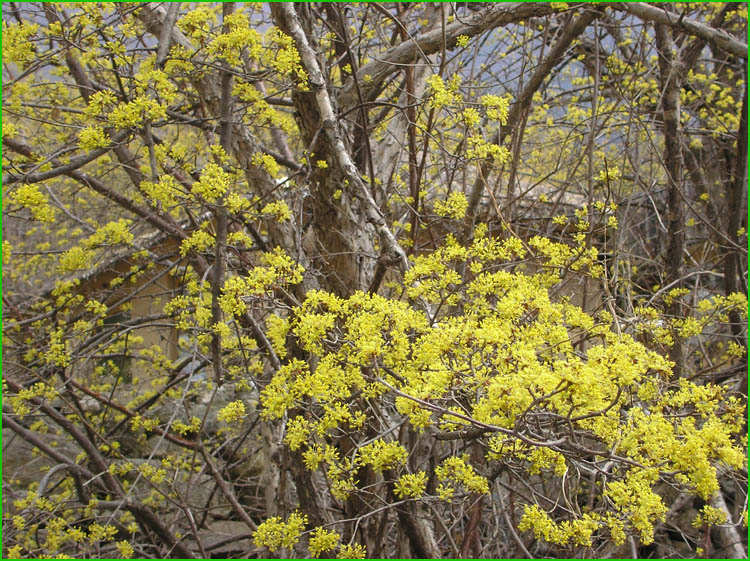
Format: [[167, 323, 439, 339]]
[[394, 471, 428, 499], [234, 82, 296, 134], [251, 152, 281, 178], [86, 523, 118, 545], [466, 134, 510, 163], [140, 175, 181, 209], [266, 28, 308, 84], [116, 541, 135, 558], [84, 219, 134, 248], [604, 469, 666, 545], [177, 7, 217, 41], [427, 74, 462, 109], [11, 382, 59, 418], [10, 184, 56, 222], [480, 94, 510, 124], [171, 417, 201, 435], [462, 107, 481, 128], [84, 91, 118, 118], [308, 527, 340, 558], [130, 414, 160, 432], [164, 44, 195, 74], [2, 21, 39, 68], [596, 166, 621, 182], [684, 69, 744, 135], [434, 191, 468, 220], [692, 505, 727, 528], [108, 96, 167, 129], [253, 511, 308, 552], [265, 314, 290, 359], [527, 447, 567, 476], [77, 126, 110, 152], [529, 234, 603, 277], [455, 35, 470, 48], [191, 163, 232, 203], [138, 463, 167, 484], [337, 543, 367, 559], [207, 12, 263, 66], [134, 67, 178, 105], [180, 229, 215, 256], [404, 234, 467, 302], [2, 121, 18, 138], [358, 439, 408, 473], [213, 278, 242, 319], [284, 415, 311, 451], [217, 400, 246, 423], [58, 246, 94, 273], [261, 200, 292, 222], [435, 455, 489, 496], [218, 248, 304, 320], [245, 229, 746, 552], [519, 505, 600, 547]]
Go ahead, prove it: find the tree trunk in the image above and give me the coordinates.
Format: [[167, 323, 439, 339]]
[[655, 22, 686, 376]]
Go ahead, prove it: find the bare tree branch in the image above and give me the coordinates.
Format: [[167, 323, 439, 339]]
[[710, 490, 748, 559], [617, 3, 747, 59], [210, 2, 235, 386], [155, 2, 181, 68], [2, 131, 130, 186], [466, 7, 601, 229], [339, 3, 584, 110]]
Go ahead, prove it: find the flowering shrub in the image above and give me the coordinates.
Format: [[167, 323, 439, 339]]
[[2, 3, 746, 559]]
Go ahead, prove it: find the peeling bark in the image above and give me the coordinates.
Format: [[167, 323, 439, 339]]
[[725, 72, 748, 394], [655, 22, 686, 376], [272, 3, 410, 295]]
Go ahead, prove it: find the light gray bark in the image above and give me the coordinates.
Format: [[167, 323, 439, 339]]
[[272, 4, 411, 291], [617, 3, 747, 60]]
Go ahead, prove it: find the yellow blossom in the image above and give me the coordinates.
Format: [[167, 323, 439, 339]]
[[10, 184, 55, 222], [308, 527, 340, 558], [78, 126, 110, 151], [217, 400, 246, 423]]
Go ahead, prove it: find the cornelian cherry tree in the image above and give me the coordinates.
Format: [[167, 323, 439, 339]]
[[2, 3, 747, 559]]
